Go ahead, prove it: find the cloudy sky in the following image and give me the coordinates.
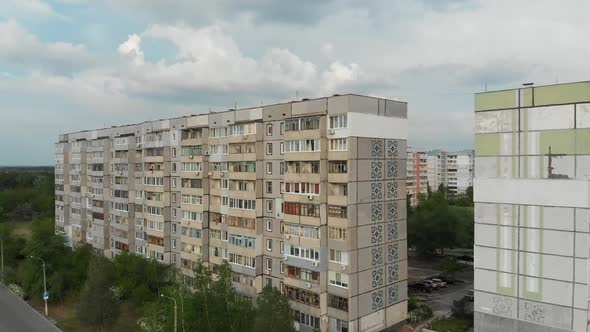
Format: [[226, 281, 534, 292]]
[[1, 0, 590, 165]]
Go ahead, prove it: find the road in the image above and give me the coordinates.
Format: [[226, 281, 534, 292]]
[[413, 267, 474, 316], [0, 283, 62, 332]]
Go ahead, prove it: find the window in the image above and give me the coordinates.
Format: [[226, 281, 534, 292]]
[[284, 285, 320, 307], [266, 124, 273, 136], [228, 253, 256, 268], [284, 182, 320, 195], [328, 161, 348, 173], [172, 208, 177, 218], [172, 193, 177, 203], [328, 294, 348, 312], [221, 179, 229, 189], [294, 311, 320, 329], [182, 211, 203, 222], [286, 244, 320, 261], [266, 239, 272, 251], [283, 223, 320, 239], [181, 227, 202, 239], [266, 181, 272, 194], [279, 162, 285, 175], [330, 114, 347, 129], [328, 205, 348, 218], [329, 271, 349, 288], [266, 219, 272, 232], [228, 234, 255, 248], [182, 162, 202, 172], [266, 258, 272, 270], [328, 226, 348, 240], [172, 148, 176, 158], [266, 142, 273, 155], [329, 249, 349, 265], [280, 142, 284, 154], [172, 254, 177, 264], [284, 139, 320, 152], [228, 198, 256, 210], [282, 202, 320, 217], [329, 138, 348, 151], [266, 200, 273, 213], [182, 195, 202, 205], [280, 122, 285, 134], [172, 163, 177, 173], [280, 261, 284, 273], [172, 178, 177, 188], [285, 116, 320, 132], [266, 162, 272, 174], [172, 239, 177, 249], [181, 146, 203, 156]]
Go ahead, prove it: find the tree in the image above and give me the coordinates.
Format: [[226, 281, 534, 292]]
[[438, 257, 463, 278], [112, 251, 169, 304], [77, 256, 120, 331], [254, 285, 295, 332], [466, 186, 473, 202], [407, 193, 459, 255]]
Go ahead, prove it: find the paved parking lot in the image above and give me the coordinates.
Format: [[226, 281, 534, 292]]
[[408, 258, 474, 316]]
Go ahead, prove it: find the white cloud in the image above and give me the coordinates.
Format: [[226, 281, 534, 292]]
[[0, 20, 94, 73], [0, 0, 67, 19], [115, 24, 388, 99]]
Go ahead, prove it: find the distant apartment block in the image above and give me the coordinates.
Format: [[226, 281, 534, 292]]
[[405, 148, 474, 206], [473, 81, 590, 332], [54, 95, 409, 332], [406, 148, 428, 206]]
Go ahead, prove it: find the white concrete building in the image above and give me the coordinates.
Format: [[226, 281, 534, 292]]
[[473, 81, 590, 332]]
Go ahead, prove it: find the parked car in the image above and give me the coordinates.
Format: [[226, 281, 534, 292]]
[[464, 290, 474, 301], [423, 280, 438, 290], [410, 282, 433, 293], [436, 275, 456, 284], [430, 278, 447, 288]]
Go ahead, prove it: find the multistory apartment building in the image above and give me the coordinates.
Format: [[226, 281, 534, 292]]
[[406, 148, 428, 206], [425, 150, 474, 196], [55, 94, 409, 332], [473, 81, 590, 331]]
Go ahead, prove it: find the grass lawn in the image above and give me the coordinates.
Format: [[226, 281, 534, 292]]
[[430, 318, 470, 332], [30, 298, 140, 332], [5, 220, 33, 240]]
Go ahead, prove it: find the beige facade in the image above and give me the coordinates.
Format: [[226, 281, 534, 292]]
[[54, 94, 408, 332]]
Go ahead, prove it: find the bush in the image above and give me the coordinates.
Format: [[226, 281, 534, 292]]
[[408, 303, 433, 324], [430, 318, 470, 332], [8, 283, 25, 299]]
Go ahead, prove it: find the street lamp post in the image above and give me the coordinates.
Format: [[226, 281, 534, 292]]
[[160, 294, 177, 332], [1, 238, 4, 281], [30, 256, 48, 317]]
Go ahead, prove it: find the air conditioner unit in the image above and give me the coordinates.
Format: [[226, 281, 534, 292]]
[[341, 264, 347, 271], [283, 256, 288, 261], [189, 155, 194, 159], [137, 144, 142, 148], [306, 282, 311, 288], [307, 195, 313, 201], [285, 234, 290, 239], [185, 220, 190, 225], [220, 172, 225, 177], [329, 129, 335, 135], [312, 261, 319, 267], [264, 269, 270, 275], [207, 172, 213, 176]]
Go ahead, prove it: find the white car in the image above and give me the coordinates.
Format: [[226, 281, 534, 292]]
[[430, 278, 447, 288]]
